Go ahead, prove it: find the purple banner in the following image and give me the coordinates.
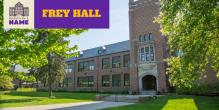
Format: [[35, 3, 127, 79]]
[[34, 0, 109, 29]]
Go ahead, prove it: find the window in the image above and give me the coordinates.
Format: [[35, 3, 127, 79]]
[[113, 74, 121, 86], [67, 64, 72, 73], [102, 58, 110, 69], [77, 76, 94, 87], [78, 61, 94, 72], [139, 35, 142, 42], [102, 75, 110, 87], [139, 46, 155, 61], [124, 74, 130, 86], [98, 49, 102, 54], [44, 80, 54, 87], [144, 34, 147, 41], [112, 56, 121, 68], [141, 48, 145, 61], [149, 33, 152, 40], [59, 78, 71, 87], [124, 55, 130, 67]]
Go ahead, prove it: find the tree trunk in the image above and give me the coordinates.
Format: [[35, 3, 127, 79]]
[[48, 52, 53, 97]]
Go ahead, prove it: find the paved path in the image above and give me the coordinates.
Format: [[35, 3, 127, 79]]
[[1, 101, 134, 110]]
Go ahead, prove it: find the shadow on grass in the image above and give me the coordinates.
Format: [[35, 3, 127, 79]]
[[3, 92, 96, 101], [0, 98, 44, 104]]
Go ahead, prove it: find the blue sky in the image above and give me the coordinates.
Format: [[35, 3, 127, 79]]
[[65, 1, 129, 51]]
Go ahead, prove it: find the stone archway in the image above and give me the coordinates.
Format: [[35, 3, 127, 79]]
[[142, 75, 157, 91]]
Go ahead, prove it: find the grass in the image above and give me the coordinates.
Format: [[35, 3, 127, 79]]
[[101, 95, 219, 110], [0, 92, 96, 108]]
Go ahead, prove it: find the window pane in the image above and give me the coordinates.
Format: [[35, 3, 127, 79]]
[[68, 64, 72, 73], [141, 54, 145, 61], [146, 47, 149, 52], [144, 34, 147, 41], [141, 48, 144, 53], [113, 74, 121, 86], [88, 77, 94, 87], [151, 53, 154, 61], [78, 63, 83, 72], [89, 61, 94, 71], [68, 78, 71, 87], [102, 58, 110, 69], [112, 56, 121, 68], [63, 78, 67, 87], [124, 55, 130, 67], [124, 74, 130, 86], [84, 62, 89, 71], [149, 34, 152, 40], [78, 77, 83, 87], [150, 47, 153, 52], [102, 75, 109, 87], [139, 36, 142, 42], [146, 53, 149, 61], [84, 77, 89, 87]]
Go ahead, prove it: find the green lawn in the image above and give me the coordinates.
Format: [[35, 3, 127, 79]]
[[0, 92, 96, 108], [101, 95, 219, 110]]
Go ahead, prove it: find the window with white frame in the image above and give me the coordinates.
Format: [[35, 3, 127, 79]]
[[139, 46, 154, 61]]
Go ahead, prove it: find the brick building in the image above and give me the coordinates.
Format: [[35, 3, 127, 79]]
[[10, 0, 218, 94]]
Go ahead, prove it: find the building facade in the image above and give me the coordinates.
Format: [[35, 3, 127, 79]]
[[10, 0, 218, 94]]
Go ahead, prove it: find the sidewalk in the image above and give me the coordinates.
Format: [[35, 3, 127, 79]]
[[1, 101, 134, 110]]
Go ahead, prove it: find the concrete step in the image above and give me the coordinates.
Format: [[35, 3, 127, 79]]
[[101, 96, 139, 103], [140, 91, 156, 95]]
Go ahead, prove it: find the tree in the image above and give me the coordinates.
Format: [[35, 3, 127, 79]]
[[0, 75, 14, 90], [155, 0, 219, 87], [29, 38, 70, 97], [0, 0, 88, 85]]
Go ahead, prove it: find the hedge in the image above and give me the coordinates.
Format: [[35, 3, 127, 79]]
[[17, 88, 36, 92], [177, 81, 219, 96]]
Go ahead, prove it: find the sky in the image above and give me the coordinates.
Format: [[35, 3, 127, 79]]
[[65, 1, 130, 52]]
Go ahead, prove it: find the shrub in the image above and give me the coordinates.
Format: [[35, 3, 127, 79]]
[[17, 88, 36, 92], [57, 89, 69, 92], [49, 96, 56, 99]]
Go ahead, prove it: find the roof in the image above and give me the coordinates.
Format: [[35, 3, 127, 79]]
[[67, 40, 130, 62], [11, 64, 30, 73]]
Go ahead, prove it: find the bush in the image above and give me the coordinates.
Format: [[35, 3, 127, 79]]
[[17, 88, 36, 92], [176, 83, 218, 96], [57, 89, 69, 92], [49, 96, 56, 99]]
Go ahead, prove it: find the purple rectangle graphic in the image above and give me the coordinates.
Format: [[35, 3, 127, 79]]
[[34, 0, 109, 28]]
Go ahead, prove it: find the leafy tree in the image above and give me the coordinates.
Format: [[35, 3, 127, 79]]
[[0, 0, 88, 84], [103, 64, 109, 69], [29, 38, 69, 96], [156, 0, 219, 87], [0, 75, 14, 90]]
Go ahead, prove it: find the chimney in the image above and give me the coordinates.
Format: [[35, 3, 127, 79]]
[[129, 0, 134, 2]]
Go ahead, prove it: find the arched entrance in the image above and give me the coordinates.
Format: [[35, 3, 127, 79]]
[[142, 75, 157, 91]]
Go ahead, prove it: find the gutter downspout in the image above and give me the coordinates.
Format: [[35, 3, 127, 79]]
[[97, 57, 99, 91], [73, 60, 76, 91]]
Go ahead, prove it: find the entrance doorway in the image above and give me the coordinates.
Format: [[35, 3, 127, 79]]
[[142, 75, 157, 91]]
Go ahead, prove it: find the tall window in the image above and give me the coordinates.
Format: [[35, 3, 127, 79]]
[[78, 61, 94, 72], [139, 46, 155, 61], [112, 56, 121, 68], [59, 78, 71, 87], [78, 76, 94, 87], [102, 58, 110, 69], [144, 34, 147, 41], [124, 55, 130, 67], [141, 48, 145, 61], [124, 74, 130, 86], [139, 35, 142, 42], [66, 64, 72, 73], [112, 74, 121, 86], [102, 75, 110, 87], [149, 33, 152, 40]]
